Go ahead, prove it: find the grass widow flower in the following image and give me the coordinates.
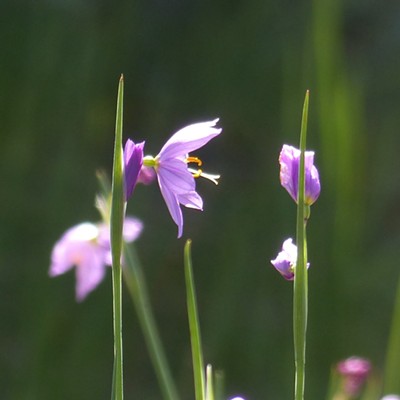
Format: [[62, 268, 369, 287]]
[[49, 217, 143, 301], [125, 119, 221, 238], [271, 238, 309, 280], [337, 356, 371, 397], [279, 144, 321, 206]]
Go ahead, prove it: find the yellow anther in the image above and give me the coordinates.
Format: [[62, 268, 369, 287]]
[[186, 156, 203, 167], [192, 169, 203, 178]]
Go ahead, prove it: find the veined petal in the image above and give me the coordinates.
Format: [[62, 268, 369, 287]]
[[157, 158, 196, 194], [157, 174, 184, 238], [158, 119, 221, 160], [124, 139, 145, 199], [177, 190, 203, 210]]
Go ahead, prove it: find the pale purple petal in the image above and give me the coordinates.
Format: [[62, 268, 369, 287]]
[[124, 140, 145, 199], [157, 158, 196, 194], [177, 191, 203, 210], [157, 173, 184, 238], [122, 217, 144, 242], [270, 238, 310, 280], [381, 396, 400, 400], [158, 119, 221, 160], [49, 223, 99, 277], [75, 246, 106, 301], [270, 238, 297, 280]]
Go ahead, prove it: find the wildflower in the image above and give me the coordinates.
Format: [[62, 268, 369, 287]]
[[381, 396, 400, 400], [125, 119, 221, 238], [279, 144, 320, 206], [124, 140, 145, 199], [49, 217, 143, 301], [337, 356, 371, 397], [270, 238, 309, 280]]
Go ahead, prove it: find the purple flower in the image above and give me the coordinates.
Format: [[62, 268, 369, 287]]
[[49, 217, 143, 301], [125, 119, 221, 238], [124, 140, 144, 199], [337, 356, 371, 397], [279, 144, 320, 206], [270, 238, 298, 280], [271, 238, 310, 280]]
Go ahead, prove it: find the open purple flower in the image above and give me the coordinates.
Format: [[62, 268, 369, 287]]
[[337, 356, 371, 397], [49, 217, 143, 301], [271, 238, 310, 280], [125, 119, 221, 238], [279, 144, 320, 206]]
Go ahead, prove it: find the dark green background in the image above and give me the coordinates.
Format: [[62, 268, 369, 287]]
[[1, 0, 400, 398]]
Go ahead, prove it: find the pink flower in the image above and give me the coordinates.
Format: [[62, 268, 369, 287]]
[[337, 356, 371, 397], [49, 217, 143, 301], [279, 144, 321, 205]]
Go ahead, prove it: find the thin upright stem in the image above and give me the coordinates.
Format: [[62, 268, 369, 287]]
[[293, 91, 309, 400]]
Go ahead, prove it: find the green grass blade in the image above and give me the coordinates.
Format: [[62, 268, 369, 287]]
[[383, 274, 400, 394], [123, 244, 181, 400], [184, 240, 206, 400], [206, 364, 214, 400], [110, 74, 125, 400], [293, 90, 309, 400]]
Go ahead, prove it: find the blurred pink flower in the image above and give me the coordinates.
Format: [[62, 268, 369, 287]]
[[49, 217, 143, 301], [337, 356, 371, 397]]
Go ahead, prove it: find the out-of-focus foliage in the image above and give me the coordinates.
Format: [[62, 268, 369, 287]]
[[1, 0, 400, 399]]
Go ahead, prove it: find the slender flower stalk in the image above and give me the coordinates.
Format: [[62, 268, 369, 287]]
[[110, 75, 125, 400], [123, 244, 181, 400], [294, 91, 310, 400]]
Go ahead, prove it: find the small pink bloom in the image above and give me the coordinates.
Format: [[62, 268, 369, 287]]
[[49, 217, 143, 301], [337, 356, 371, 397]]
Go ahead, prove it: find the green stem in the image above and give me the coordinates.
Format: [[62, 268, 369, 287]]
[[184, 240, 206, 400], [123, 244, 181, 400], [383, 274, 400, 394], [294, 90, 310, 400], [110, 75, 125, 400]]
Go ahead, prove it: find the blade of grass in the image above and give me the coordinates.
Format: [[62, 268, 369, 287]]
[[294, 90, 309, 400], [184, 240, 206, 400], [110, 74, 125, 400], [383, 274, 400, 394], [123, 244, 181, 400], [206, 364, 214, 400]]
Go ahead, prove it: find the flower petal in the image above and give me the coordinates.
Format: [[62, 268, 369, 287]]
[[75, 246, 106, 301], [157, 173, 184, 238], [158, 119, 221, 160], [157, 158, 196, 194], [49, 223, 99, 277], [124, 140, 145, 199], [177, 190, 203, 210]]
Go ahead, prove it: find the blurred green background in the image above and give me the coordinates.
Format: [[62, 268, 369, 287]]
[[2, 0, 400, 399]]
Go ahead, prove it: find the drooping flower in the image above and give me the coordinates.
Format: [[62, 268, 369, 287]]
[[124, 119, 221, 238], [49, 217, 143, 301], [337, 356, 371, 397], [124, 140, 145, 199], [279, 144, 320, 206], [270, 238, 309, 280]]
